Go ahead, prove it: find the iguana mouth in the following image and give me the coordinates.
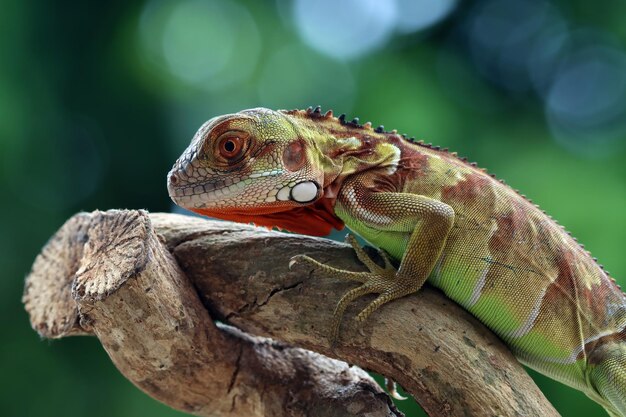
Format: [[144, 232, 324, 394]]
[[167, 167, 288, 208], [167, 173, 245, 208]]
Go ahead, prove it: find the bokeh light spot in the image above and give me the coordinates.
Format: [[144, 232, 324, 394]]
[[526, 24, 570, 97], [161, 1, 234, 83], [546, 45, 626, 155], [395, 0, 458, 34], [139, 0, 260, 90], [292, 0, 397, 60], [468, 0, 566, 94]]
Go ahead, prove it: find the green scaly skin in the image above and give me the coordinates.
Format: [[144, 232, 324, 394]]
[[167, 106, 626, 416]]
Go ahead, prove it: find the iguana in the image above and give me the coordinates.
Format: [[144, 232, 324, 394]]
[[167, 106, 626, 416]]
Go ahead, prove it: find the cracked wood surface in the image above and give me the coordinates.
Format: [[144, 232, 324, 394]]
[[23, 209, 561, 417]]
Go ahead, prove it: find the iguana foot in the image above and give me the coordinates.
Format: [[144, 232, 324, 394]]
[[289, 234, 416, 345]]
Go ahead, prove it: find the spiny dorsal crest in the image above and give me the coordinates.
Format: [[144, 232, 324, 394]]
[[283, 105, 477, 162]]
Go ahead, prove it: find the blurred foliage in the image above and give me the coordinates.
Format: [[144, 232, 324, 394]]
[[1, 0, 624, 416]]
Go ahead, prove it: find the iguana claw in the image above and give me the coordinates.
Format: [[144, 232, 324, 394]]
[[290, 234, 402, 345]]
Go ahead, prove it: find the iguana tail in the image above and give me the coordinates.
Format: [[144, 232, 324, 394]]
[[588, 340, 626, 417]]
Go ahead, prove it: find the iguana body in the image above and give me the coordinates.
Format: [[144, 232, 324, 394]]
[[167, 107, 626, 416]]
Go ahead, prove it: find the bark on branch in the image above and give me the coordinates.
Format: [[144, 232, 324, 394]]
[[23, 209, 560, 417]]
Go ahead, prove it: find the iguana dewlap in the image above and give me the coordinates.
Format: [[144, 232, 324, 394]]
[[167, 106, 626, 416]]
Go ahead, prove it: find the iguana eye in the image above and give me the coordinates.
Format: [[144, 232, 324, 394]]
[[217, 135, 245, 160]]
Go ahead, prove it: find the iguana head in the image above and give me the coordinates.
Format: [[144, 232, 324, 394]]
[[167, 107, 351, 235]]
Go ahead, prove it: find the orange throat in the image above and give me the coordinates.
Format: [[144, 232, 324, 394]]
[[190, 197, 344, 236]]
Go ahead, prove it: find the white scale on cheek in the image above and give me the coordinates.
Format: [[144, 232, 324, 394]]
[[276, 181, 318, 203], [277, 186, 291, 201], [291, 181, 318, 203]]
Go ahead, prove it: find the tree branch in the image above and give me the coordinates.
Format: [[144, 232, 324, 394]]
[[23, 209, 560, 417]]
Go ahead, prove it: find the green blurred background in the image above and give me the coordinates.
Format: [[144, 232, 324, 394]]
[[1, 0, 624, 416]]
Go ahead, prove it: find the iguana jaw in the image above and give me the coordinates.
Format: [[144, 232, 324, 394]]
[[167, 156, 345, 234]]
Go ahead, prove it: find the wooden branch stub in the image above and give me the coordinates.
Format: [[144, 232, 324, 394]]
[[23, 212, 92, 338], [72, 209, 150, 303], [23, 210, 561, 417]]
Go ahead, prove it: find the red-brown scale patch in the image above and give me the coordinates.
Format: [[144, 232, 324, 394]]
[[541, 248, 616, 338], [578, 271, 616, 323], [328, 146, 375, 160], [375, 136, 430, 194], [542, 249, 576, 302], [394, 139, 430, 172], [491, 213, 515, 251], [488, 200, 529, 253], [442, 173, 489, 202], [372, 174, 400, 193], [327, 128, 358, 138], [570, 250, 614, 313], [282, 139, 305, 171]]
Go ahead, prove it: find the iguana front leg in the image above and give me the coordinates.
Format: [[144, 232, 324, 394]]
[[292, 187, 455, 344]]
